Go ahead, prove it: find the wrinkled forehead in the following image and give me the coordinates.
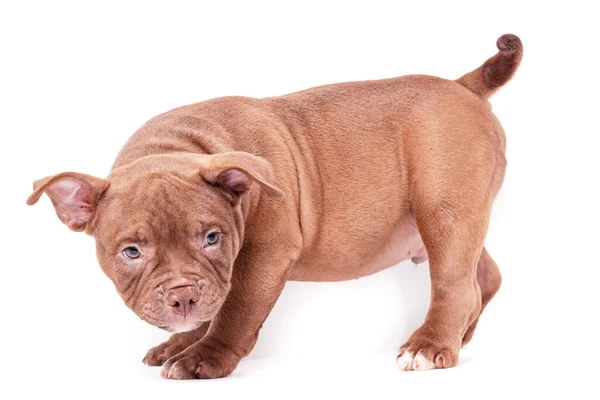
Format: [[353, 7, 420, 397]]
[[95, 172, 229, 244]]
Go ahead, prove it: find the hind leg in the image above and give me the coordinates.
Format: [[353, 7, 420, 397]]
[[396, 119, 506, 371], [397, 202, 487, 371], [461, 247, 502, 346]]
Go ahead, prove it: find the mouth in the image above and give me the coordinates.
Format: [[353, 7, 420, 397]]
[[140, 310, 207, 333], [141, 307, 217, 333], [137, 282, 224, 332]]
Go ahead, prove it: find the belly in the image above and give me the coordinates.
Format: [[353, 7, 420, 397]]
[[288, 220, 427, 282]]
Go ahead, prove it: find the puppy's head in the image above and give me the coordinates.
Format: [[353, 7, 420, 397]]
[[27, 152, 283, 332]]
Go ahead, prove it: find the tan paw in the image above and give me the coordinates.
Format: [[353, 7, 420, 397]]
[[160, 340, 240, 379], [143, 340, 191, 366], [143, 324, 210, 367]]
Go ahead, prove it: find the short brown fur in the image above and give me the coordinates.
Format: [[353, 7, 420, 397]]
[[28, 34, 521, 377]]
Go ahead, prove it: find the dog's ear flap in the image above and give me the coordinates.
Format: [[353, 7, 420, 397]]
[[26, 172, 110, 232], [200, 152, 284, 199]]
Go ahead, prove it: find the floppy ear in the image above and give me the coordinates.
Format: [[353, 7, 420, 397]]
[[200, 151, 284, 199], [26, 172, 110, 232]]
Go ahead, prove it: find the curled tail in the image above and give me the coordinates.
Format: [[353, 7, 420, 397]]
[[457, 34, 523, 99]]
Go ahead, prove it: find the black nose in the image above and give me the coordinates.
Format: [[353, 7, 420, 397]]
[[166, 285, 200, 316]]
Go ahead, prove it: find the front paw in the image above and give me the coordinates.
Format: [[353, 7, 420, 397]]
[[143, 336, 198, 367], [160, 339, 241, 379], [143, 323, 210, 366], [143, 341, 182, 367]]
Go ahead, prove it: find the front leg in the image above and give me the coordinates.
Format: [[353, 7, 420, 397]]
[[160, 240, 298, 379]]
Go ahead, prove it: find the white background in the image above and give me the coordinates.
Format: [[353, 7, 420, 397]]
[[1, 1, 598, 399]]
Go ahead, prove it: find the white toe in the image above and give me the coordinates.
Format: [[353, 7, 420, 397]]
[[396, 351, 414, 371], [412, 352, 435, 371]]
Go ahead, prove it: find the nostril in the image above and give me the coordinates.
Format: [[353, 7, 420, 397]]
[[166, 284, 200, 311]]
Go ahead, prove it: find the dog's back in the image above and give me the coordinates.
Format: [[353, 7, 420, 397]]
[[270, 35, 522, 281]]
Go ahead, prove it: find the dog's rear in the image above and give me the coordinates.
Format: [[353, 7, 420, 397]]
[[456, 34, 523, 99]]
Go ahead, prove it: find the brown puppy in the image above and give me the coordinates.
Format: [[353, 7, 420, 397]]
[[27, 34, 521, 378]]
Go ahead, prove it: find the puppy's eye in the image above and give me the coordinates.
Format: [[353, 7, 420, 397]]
[[204, 231, 221, 247], [122, 246, 141, 259]]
